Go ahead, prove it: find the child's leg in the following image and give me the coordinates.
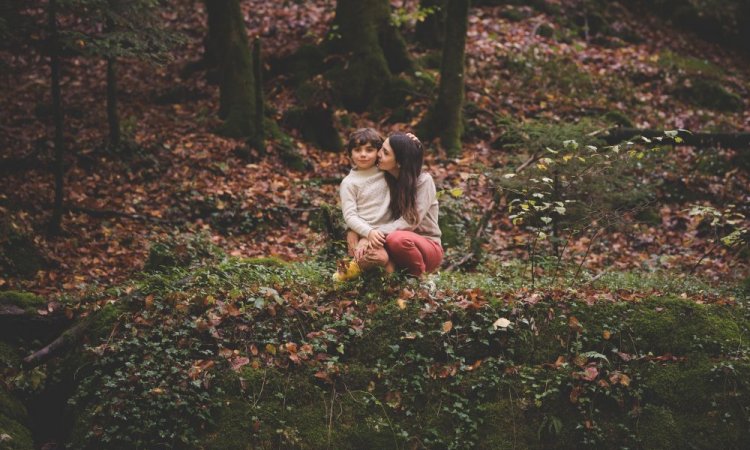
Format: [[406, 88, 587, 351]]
[[346, 230, 362, 256]]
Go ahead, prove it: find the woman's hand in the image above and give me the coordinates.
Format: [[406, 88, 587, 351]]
[[367, 230, 386, 248]]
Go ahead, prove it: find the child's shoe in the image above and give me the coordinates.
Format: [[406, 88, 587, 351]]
[[332, 260, 361, 282]]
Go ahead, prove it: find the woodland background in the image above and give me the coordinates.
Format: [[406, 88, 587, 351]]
[[1, 0, 749, 449]]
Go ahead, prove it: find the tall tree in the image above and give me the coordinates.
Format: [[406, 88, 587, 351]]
[[204, 0, 262, 148], [64, 0, 180, 149], [327, 0, 412, 111], [419, 0, 470, 156], [48, 0, 65, 235]]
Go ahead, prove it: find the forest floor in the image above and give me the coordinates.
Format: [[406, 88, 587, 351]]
[[1, 0, 749, 299]]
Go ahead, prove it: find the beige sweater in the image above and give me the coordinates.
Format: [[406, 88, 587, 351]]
[[339, 166, 392, 238], [378, 173, 442, 245]]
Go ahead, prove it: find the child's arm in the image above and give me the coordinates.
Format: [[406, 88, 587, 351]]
[[340, 179, 376, 238]]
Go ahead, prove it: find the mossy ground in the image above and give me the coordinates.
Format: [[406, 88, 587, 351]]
[[3, 241, 749, 449]]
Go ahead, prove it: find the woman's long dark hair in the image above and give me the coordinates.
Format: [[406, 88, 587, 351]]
[[384, 132, 424, 224]]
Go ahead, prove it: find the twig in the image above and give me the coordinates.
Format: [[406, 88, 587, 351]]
[[515, 151, 541, 173], [689, 241, 721, 275]]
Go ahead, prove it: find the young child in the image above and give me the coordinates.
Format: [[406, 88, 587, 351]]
[[333, 128, 392, 281]]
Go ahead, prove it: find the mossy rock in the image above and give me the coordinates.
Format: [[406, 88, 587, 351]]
[[0, 413, 33, 450], [0, 221, 46, 279], [0, 291, 45, 315], [628, 296, 743, 355], [143, 233, 224, 272], [676, 78, 743, 112], [265, 119, 310, 171]]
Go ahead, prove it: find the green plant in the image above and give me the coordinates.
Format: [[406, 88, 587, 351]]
[[495, 129, 677, 286]]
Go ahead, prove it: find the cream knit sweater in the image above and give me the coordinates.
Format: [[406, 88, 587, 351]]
[[339, 166, 392, 238], [340, 168, 442, 246], [379, 173, 442, 245]]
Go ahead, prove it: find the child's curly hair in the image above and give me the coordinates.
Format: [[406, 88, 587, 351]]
[[347, 128, 384, 155]]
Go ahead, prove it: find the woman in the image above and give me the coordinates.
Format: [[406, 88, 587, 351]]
[[357, 132, 443, 277]]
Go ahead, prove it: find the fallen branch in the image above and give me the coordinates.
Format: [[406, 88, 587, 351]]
[[66, 204, 172, 224], [22, 315, 91, 368]]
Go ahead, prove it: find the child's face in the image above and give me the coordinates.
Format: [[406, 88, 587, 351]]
[[351, 144, 378, 170]]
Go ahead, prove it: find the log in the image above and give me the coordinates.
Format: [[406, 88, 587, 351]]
[[601, 128, 750, 149]]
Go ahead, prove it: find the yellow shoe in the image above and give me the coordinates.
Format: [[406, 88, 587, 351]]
[[332, 260, 361, 282]]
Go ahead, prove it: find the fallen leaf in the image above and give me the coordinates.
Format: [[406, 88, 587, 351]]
[[493, 317, 511, 329], [442, 320, 453, 333]]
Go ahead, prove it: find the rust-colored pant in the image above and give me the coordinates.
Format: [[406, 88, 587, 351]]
[[347, 230, 443, 276], [384, 230, 443, 276]]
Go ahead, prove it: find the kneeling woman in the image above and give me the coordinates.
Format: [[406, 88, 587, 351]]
[[360, 132, 443, 277]]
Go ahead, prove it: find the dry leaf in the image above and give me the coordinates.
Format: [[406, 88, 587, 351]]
[[442, 321, 453, 333], [493, 317, 511, 329]]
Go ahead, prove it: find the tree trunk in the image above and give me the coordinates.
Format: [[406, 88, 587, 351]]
[[48, 0, 65, 235], [415, 0, 447, 48], [329, 0, 412, 111], [205, 0, 260, 147], [105, 15, 120, 148], [419, 0, 470, 157], [106, 56, 120, 148], [253, 37, 264, 146]]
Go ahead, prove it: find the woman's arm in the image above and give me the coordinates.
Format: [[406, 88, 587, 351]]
[[378, 174, 436, 235]]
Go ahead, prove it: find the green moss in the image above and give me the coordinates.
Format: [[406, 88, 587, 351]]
[[0, 389, 27, 424], [0, 414, 33, 449], [201, 399, 256, 450], [0, 221, 45, 279], [0, 291, 45, 314], [638, 405, 680, 450], [677, 78, 743, 112], [239, 256, 289, 268], [0, 341, 21, 368], [630, 297, 743, 355], [476, 399, 536, 449]]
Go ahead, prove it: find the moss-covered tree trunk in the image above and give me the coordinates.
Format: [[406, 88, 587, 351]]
[[328, 0, 412, 111], [415, 0, 447, 48], [205, 0, 261, 148], [419, 0, 469, 157]]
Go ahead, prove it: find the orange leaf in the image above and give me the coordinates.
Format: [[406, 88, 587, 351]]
[[442, 321, 453, 333], [568, 316, 582, 333], [602, 330, 611, 340]]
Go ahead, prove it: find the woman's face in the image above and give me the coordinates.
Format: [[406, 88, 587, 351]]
[[377, 139, 398, 174]]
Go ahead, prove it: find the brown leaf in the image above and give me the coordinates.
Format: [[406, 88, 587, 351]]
[[442, 320, 453, 333]]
